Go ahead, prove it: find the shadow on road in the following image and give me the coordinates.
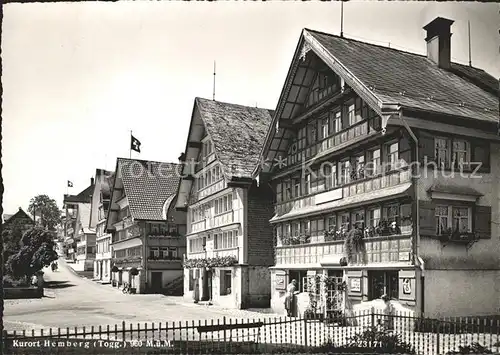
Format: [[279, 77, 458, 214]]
[[44, 281, 75, 289]]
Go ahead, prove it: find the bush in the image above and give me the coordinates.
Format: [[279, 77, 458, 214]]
[[446, 342, 492, 354], [344, 326, 415, 354], [3, 275, 29, 287]]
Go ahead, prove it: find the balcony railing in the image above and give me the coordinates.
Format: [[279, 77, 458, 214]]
[[275, 169, 411, 217], [186, 247, 239, 262], [284, 117, 380, 169], [190, 179, 225, 204], [190, 210, 235, 234], [147, 256, 182, 262], [275, 234, 412, 266]]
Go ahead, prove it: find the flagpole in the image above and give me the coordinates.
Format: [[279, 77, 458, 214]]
[[130, 130, 132, 159]]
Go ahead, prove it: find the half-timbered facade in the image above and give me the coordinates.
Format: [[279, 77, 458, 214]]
[[176, 98, 275, 309], [258, 18, 499, 318], [106, 158, 186, 294]]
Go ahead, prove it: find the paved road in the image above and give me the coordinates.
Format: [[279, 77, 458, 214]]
[[4, 258, 280, 333]]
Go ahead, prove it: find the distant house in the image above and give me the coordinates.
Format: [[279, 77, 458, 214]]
[[175, 98, 275, 309], [63, 178, 95, 261], [2, 207, 34, 232], [73, 202, 96, 272], [90, 169, 114, 283], [106, 158, 186, 294]]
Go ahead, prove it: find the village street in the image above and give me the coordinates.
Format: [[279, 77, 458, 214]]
[[3, 258, 280, 333]]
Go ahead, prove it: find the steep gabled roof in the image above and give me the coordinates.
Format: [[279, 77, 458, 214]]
[[306, 29, 498, 122], [115, 158, 181, 221], [2, 208, 34, 226], [64, 183, 94, 204], [196, 97, 274, 179], [256, 27, 498, 176]]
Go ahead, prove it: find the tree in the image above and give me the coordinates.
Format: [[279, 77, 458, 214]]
[[6, 227, 58, 281], [28, 195, 61, 231], [2, 219, 26, 263]]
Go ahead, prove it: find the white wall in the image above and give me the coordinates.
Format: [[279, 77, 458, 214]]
[[424, 269, 500, 317]]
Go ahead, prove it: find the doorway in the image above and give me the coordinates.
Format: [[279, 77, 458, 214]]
[[201, 269, 213, 301], [151, 272, 163, 293]]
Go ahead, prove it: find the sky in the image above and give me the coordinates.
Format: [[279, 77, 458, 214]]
[[2, 2, 499, 214]]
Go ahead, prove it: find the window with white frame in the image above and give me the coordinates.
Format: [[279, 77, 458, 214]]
[[321, 117, 329, 140], [293, 178, 301, 198], [340, 160, 350, 185], [330, 111, 342, 134], [149, 247, 159, 258], [386, 204, 399, 224], [327, 215, 336, 232], [347, 103, 356, 126], [189, 237, 205, 253], [215, 230, 238, 250], [386, 142, 399, 171], [368, 208, 381, 228], [352, 210, 365, 229], [452, 140, 470, 168], [435, 138, 449, 168], [304, 174, 311, 195], [168, 247, 178, 259], [292, 222, 300, 237], [435, 205, 472, 235], [435, 206, 449, 235], [367, 149, 381, 176], [354, 154, 365, 179], [324, 163, 337, 189]]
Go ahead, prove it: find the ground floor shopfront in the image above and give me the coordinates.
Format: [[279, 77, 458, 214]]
[[270, 264, 420, 318], [183, 265, 271, 309], [111, 258, 183, 294]]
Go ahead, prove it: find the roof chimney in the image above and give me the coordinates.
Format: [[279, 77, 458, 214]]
[[91, 177, 95, 186], [423, 17, 454, 69], [178, 152, 186, 162]]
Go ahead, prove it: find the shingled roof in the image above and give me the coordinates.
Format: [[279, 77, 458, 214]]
[[117, 158, 181, 221], [64, 183, 94, 204], [306, 29, 498, 123], [196, 98, 274, 179]]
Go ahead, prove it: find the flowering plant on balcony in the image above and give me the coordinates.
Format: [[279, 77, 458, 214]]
[[183, 255, 237, 269], [324, 228, 347, 242], [281, 234, 310, 246], [148, 255, 182, 261]]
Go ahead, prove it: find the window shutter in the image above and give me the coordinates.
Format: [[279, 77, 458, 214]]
[[419, 133, 435, 165], [474, 205, 491, 239], [472, 143, 490, 173], [419, 200, 436, 236]]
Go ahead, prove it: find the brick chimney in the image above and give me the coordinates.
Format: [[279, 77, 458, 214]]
[[91, 177, 95, 186], [423, 17, 454, 69]]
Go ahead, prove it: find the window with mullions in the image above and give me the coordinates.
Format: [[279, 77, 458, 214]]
[[293, 178, 301, 199], [326, 215, 337, 232], [367, 149, 381, 176], [369, 270, 399, 300], [340, 213, 350, 232], [329, 111, 342, 134], [435, 206, 471, 235], [386, 142, 399, 171], [340, 160, 351, 185], [307, 122, 317, 145], [385, 205, 399, 224], [435, 137, 449, 168], [324, 163, 338, 189], [351, 210, 365, 229], [276, 183, 282, 203], [353, 155, 365, 180], [452, 140, 470, 168], [368, 208, 381, 228]]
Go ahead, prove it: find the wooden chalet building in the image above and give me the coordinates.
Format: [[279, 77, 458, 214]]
[[2, 207, 35, 232], [105, 158, 186, 294], [257, 17, 498, 318], [176, 98, 275, 309]]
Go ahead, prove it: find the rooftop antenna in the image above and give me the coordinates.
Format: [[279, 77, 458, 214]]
[[468, 21, 472, 67], [213, 60, 216, 101], [340, 0, 345, 38]]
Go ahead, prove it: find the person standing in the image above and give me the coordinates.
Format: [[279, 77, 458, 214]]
[[284, 279, 298, 317]]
